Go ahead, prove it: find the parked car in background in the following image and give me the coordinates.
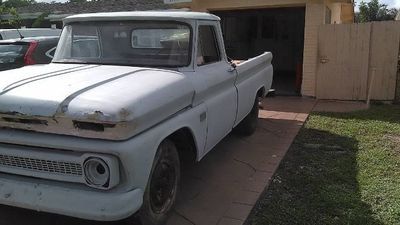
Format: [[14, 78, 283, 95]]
[[0, 28, 61, 40], [0, 36, 59, 71]]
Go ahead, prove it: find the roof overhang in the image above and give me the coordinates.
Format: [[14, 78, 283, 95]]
[[63, 11, 220, 24], [1, 12, 42, 20], [166, 0, 354, 9]]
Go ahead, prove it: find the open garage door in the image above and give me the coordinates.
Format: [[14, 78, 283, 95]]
[[213, 7, 305, 95]]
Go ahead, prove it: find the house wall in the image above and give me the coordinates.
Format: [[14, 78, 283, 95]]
[[326, 2, 354, 24], [299, 1, 352, 97], [170, 0, 354, 97], [340, 3, 355, 23], [302, 2, 325, 96], [327, 3, 341, 23]]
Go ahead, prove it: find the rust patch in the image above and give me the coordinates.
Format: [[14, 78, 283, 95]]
[[1, 117, 48, 126], [3, 111, 25, 116], [118, 108, 131, 121], [84, 111, 108, 121]]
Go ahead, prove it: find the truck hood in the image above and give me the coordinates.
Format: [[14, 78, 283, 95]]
[[0, 63, 195, 140]]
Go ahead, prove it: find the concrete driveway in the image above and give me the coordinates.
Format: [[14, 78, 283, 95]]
[[0, 97, 316, 225]]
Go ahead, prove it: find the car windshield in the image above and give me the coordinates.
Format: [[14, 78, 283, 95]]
[[53, 21, 192, 67], [0, 44, 27, 64]]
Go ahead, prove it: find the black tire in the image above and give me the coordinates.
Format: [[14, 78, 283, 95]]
[[138, 139, 180, 225], [234, 97, 260, 136]]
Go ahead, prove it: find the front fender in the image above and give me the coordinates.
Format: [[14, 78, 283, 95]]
[[0, 103, 207, 192]]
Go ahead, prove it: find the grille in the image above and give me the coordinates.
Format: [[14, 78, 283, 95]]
[[0, 154, 83, 176]]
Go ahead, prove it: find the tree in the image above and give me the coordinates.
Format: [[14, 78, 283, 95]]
[[32, 12, 49, 28], [0, 0, 36, 29], [2, 0, 36, 8], [0, 5, 22, 28], [356, 0, 399, 22]]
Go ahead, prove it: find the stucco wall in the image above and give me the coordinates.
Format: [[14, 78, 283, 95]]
[[301, 3, 325, 96], [325, 2, 353, 24], [327, 3, 342, 24], [340, 3, 355, 23]]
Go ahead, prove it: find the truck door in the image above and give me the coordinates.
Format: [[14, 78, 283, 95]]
[[193, 21, 238, 154]]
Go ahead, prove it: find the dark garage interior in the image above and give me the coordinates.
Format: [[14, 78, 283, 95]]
[[213, 7, 306, 95]]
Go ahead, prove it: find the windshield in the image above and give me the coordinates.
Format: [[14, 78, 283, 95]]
[[0, 44, 27, 64], [53, 21, 192, 67]]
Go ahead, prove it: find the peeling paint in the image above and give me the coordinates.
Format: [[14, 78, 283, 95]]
[[84, 110, 107, 121], [118, 108, 131, 121]]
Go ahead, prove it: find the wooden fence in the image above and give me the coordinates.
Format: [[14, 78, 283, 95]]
[[316, 21, 400, 101], [397, 53, 400, 102]]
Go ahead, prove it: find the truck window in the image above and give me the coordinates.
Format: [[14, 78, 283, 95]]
[[45, 47, 57, 59], [197, 25, 220, 66], [54, 21, 191, 68]]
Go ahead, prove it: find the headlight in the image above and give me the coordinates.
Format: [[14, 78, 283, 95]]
[[82, 154, 120, 190], [84, 157, 110, 188]]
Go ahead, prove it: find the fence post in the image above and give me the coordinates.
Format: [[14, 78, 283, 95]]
[[396, 50, 400, 103], [367, 67, 376, 107]]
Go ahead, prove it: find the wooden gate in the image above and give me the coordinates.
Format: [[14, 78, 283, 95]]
[[316, 21, 400, 101]]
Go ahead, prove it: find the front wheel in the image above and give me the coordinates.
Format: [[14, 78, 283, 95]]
[[234, 97, 260, 136], [138, 139, 180, 225]]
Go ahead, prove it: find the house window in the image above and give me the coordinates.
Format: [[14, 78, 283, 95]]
[[197, 25, 221, 66]]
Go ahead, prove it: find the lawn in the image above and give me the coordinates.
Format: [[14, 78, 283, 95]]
[[246, 105, 400, 225]]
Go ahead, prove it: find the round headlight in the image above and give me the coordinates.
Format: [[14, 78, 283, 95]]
[[84, 158, 110, 187]]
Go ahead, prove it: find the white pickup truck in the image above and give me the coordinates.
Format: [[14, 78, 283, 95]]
[[0, 12, 273, 225]]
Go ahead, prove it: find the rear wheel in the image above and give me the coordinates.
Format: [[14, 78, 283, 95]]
[[138, 140, 180, 225], [234, 97, 260, 136]]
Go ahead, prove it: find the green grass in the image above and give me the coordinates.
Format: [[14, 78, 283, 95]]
[[247, 105, 400, 225]]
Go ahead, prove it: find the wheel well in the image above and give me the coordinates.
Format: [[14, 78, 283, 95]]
[[257, 87, 266, 97], [166, 128, 198, 166]]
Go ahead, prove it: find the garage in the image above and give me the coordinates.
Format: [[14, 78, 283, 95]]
[[212, 7, 305, 96], [167, 0, 354, 97]]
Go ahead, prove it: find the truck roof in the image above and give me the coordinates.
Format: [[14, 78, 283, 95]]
[[64, 11, 220, 24]]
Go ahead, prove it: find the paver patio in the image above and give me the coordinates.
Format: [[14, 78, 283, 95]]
[[0, 96, 317, 225]]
